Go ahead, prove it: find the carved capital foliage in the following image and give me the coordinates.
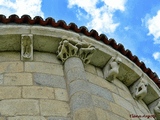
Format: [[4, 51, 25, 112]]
[[103, 56, 121, 82], [57, 36, 95, 64], [130, 75, 148, 100], [21, 34, 33, 61]]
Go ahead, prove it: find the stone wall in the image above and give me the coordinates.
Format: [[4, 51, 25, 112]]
[[0, 52, 156, 120]]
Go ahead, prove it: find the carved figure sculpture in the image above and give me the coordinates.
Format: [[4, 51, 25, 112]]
[[57, 36, 95, 64], [21, 35, 33, 60], [154, 101, 160, 119], [134, 79, 148, 100], [105, 57, 121, 81]]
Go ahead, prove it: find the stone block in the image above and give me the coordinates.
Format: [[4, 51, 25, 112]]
[[34, 52, 62, 64], [64, 57, 84, 73], [110, 102, 130, 119], [70, 92, 93, 112], [22, 86, 54, 99], [107, 111, 126, 120], [33, 73, 66, 89], [25, 62, 64, 76], [55, 88, 69, 101], [69, 80, 90, 96], [112, 93, 136, 114], [0, 52, 20, 62], [95, 107, 108, 120], [86, 72, 118, 93], [118, 88, 137, 106], [89, 83, 113, 102], [3, 73, 33, 85], [92, 95, 110, 111], [84, 64, 96, 74], [48, 117, 71, 120], [96, 67, 103, 78], [0, 74, 3, 84], [0, 62, 23, 73], [0, 87, 21, 99], [40, 100, 70, 117], [0, 117, 5, 120], [0, 99, 39, 116], [65, 67, 86, 84], [7, 116, 46, 120], [73, 108, 97, 120]]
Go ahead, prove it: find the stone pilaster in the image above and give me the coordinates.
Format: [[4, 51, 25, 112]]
[[57, 37, 97, 120]]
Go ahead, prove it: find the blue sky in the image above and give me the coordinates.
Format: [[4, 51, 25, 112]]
[[0, 0, 160, 78]]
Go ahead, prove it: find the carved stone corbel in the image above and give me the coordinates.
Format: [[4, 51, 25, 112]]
[[103, 56, 121, 82], [21, 34, 33, 61], [57, 36, 95, 64], [154, 101, 160, 120], [130, 75, 148, 100]]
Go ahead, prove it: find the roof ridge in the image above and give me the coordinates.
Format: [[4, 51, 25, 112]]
[[0, 14, 159, 87]]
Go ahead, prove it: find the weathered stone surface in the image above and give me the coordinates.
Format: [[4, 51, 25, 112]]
[[86, 72, 118, 93], [0, 117, 5, 120], [73, 108, 97, 120], [0, 62, 23, 73], [110, 102, 130, 119], [3, 73, 33, 85], [40, 100, 70, 116], [92, 95, 110, 111], [89, 83, 113, 101], [96, 67, 103, 78], [0, 52, 20, 61], [65, 67, 87, 83], [55, 88, 69, 101], [7, 116, 46, 120], [64, 57, 84, 73], [0, 99, 39, 116], [34, 52, 62, 64], [22, 86, 54, 99], [112, 93, 136, 114], [106, 111, 126, 120], [69, 80, 90, 96], [95, 107, 108, 120], [25, 62, 64, 76], [70, 92, 93, 112], [84, 64, 96, 74], [33, 73, 66, 89], [0, 87, 21, 99], [48, 117, 71, 120], [0, 74, 3, 84], [21, 34, 33, 61], [118, 88, 137, 106]]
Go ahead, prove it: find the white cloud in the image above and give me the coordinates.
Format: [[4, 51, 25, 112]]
[[0, 0, 44, 18], [153, 52, 160, 61], [68, 0, 127, 34], [145, 10, 160, 44]]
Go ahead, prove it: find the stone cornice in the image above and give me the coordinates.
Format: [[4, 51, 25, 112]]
[[0, 24, 160, 112]]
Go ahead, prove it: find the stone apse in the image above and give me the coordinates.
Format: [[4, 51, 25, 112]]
[[0, 15, 160, 120]]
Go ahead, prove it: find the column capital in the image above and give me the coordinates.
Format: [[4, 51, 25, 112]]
[[57, 36, 96, 64]]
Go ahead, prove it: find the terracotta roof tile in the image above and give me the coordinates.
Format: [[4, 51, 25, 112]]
[[0, 14, 159, 87]]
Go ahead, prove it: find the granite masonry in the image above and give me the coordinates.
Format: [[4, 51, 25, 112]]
[[0, 20, 159, 120]]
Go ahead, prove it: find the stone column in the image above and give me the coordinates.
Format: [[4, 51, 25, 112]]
[[57, 37, 97, 120]]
